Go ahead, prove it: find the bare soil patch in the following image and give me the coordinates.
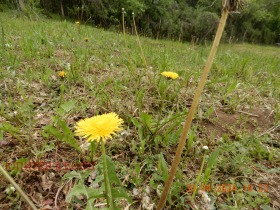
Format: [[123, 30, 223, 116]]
[[200, 107, 277, 139]]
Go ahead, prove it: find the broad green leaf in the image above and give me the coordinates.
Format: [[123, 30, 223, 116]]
[[61, 100, 76, 112], [187, 129, 195, 152], [0, 122, 20, 133], [158, 153, 168, 182], [140, 112, 154, 129], [62, 170, 92, 181], [131, 117, 141, 129], [43, 125, 62, 139], [66, 182, 85, 202], [203, 148, 220, 182], [225, 81, 239, 97], [66, 182, 101, 210], [111, 188, 132, 203], [106, 156, 121, 185], [62, 171, 82, 180], [260, 204, 273, 210]]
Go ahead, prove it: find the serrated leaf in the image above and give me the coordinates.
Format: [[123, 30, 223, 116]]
[[62, 171, 82, 180], [61, 100, 76, 112], [112, 188, 132, 203], [140, 112, 154, 129], [66, 182, 85, 202], [66, 182, 98, 210], [106, 156, 121, 185], [43, 125, 62, 139], [62, 170, 92, 181]]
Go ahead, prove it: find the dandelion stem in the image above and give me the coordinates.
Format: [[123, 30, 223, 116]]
[[101, 140, 114, 208], [0, 164, 38, 210], [90, 142, 94, 162]]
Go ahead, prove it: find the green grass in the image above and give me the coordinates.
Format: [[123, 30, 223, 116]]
[[0, 11, 279, 209]]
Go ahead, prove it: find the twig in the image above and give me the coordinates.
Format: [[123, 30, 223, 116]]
[[265, 110, 274, 120], [238, 110, 259, 117], [257, 124, 280, 138], [55, 180, 68, 210]]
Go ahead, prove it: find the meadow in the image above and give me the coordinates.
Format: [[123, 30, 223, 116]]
[[0, 11, 279, 210]]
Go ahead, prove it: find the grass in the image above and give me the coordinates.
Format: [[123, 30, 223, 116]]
[[0, 11, 279, 209]]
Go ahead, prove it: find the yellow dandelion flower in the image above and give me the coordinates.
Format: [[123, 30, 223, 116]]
[[58, 71, 66, 78], [84, 38, 89, 42], [161, 71, 179, 79], [75, 21, 80, 24], [75, 112, 124, 142]]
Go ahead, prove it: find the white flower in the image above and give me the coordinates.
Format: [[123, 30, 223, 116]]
[[5, 186, 15, 194], [198, 190, 211, 205], [66, 63, 71, 71], [5, 43, 11, 48], [202, 146, 209, 150]]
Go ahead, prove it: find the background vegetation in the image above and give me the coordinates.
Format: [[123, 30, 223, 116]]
[[1, 0, 280, 44], [0, 1, 279, 209]]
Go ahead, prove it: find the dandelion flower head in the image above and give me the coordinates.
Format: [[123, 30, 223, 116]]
[[75, 112, 124, 142], [161, 71, 179, 79], [58, 71, 66, 78], [75, 21, 80, 24]]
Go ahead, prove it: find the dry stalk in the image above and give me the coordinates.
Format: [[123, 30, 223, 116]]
[[0, 164, 38, 210], [156, 0, 246, 209]]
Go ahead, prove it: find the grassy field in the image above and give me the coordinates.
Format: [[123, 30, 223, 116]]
[[0, 11, 279, 210]]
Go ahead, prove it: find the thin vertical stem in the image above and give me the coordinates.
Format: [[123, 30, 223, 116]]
[[122, 8, 128, 50], [90, 142, 94, 162], [132, 13, 151, 82], [122, 9, 137, 79], [156, 9, 229, 210], [132, 13, 148, 69], [101, 140, 114, 208], [192, 155, 206, 199], [0, 164, 38, 210]]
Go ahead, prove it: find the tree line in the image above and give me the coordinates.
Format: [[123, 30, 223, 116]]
[[2, 0, 280, 44]]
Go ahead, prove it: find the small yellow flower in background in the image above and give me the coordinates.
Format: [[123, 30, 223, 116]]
[[75, 112, 124, 142], [161, 71, 179, 79], [75, 21, 80, 24], [84, 38, 89, 42], [58, 71, 66, 78]]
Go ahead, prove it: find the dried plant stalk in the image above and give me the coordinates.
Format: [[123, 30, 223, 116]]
[[0, 164, 38, 210], [156, 0, 245, 209]]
